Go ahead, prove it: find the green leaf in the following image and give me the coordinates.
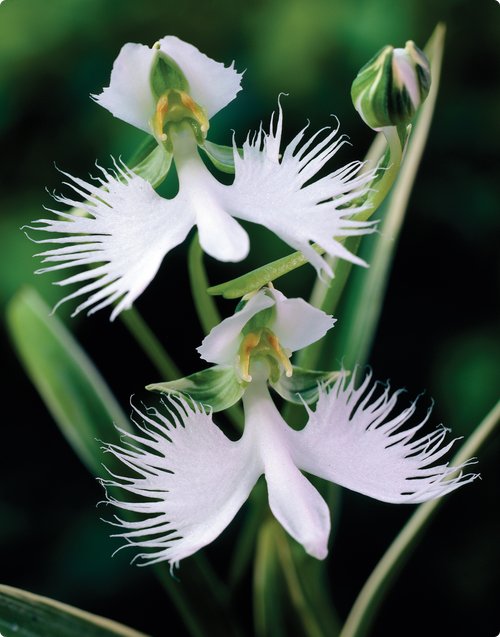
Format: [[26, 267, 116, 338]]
[[147, 365, 246, 413], [6, 287, 130, 477], [339, 397, 500, 637], [333, 24, 446, 371], [200, 140, 241, 174], [253, 518, 287, 637], [0, 583, 150, 637], [274, 524, 339, 637], [271, 367, 343, 405]]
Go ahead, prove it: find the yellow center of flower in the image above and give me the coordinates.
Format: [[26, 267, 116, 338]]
[[152, 89, 209, 147], [237, 328, 293, 383]]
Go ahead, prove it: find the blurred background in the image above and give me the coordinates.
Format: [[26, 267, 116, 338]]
[[0, 0, 498, 635]]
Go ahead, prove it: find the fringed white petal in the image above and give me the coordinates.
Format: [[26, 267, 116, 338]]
[[158, 36, 243, 118], [28, 161, 194, 320], [269, 288, 335, 352], [290, 371, 479, 504], [101, 397, 260, 568], [243, 380, 330, 559], [227, 104, 378, 277], [92, 43, 157, 133], [197, 289, 275, 365]]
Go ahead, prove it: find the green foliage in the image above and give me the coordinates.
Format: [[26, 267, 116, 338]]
[[6, 288, 129, 477], [0, 584, 149, 637]]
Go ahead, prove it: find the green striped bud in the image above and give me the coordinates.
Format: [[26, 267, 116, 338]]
[[351, 41, 431, 130]]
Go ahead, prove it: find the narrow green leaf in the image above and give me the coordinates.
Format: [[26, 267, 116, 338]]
[[0, 583, 149, 637], [334, 24, 446, 370], [147, 365, 246, 412], [274, 524, 339, 637], [200, 140, 241, 174], [6, 287, 130, 477], [188, 234, 221, 333], [253, 517, 287, 637], [339, 398, 500, 637]]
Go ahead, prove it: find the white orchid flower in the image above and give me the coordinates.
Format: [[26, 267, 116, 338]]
[[28, 36, 377, 320], [147, 286, 338, 411], [102, 366, 478, 568], [198, 286, 336, 381]]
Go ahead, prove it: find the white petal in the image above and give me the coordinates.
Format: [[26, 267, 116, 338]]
[[270, 288, 335, 352], [173, 127, 249, 262], [243, 381, 330, 559], [290, 371, 479, 504], [197, 290, 275, 365], [196, 199, 249, 262], [101, 397, 260, 568], [227, 104, 378, 277], [29, 161, 194, 319], [159, 36, 243, 118], [92, 43, 157, 133]]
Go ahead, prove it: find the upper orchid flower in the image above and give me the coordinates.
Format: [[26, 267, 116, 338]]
[[27, 37, 377, 320]]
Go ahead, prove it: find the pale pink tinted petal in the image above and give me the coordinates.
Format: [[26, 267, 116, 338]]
[[159, 36, 243, 118], [289, 371, 479, 504], [92, 43, 156, 133], [101, 397, 261, 568]]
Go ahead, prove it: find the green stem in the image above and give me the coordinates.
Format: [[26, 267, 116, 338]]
[[339, 398, 500, 637], [188, 234, 221, 334], [120, 308, 181, 380]]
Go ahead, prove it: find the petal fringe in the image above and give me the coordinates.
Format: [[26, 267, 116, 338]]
[[228, 103, 378, 277], [290, 370, 479, 503], [100, 397, 259, 568], [29, 161, 194, 320]]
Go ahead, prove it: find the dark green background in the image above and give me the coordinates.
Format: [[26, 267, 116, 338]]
[[1, 0, 498, 635]]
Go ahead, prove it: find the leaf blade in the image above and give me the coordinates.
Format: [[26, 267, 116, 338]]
[[6, 287, 130, 477], [0, 583, 150, 637]]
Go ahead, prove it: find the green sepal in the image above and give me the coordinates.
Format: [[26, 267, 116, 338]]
[[150, 49, 189, 99], [131, 144, 172, 188], [200, 140, 242, 174], [126, 135, 172, 188], [147, 365, 246, 412], [271, 366, 343, 405]]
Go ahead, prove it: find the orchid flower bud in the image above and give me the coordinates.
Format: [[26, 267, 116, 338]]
[[351, 41, 431, 131]]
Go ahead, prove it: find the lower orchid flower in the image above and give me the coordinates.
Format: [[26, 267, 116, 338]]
[[101, 288, 478, 568], [101, 367, 477, 568]]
